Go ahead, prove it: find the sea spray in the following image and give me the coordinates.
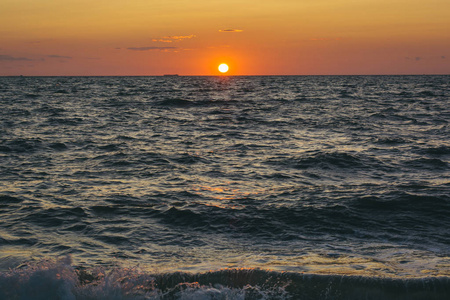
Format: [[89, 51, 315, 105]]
[[1, 258, 449, 299]]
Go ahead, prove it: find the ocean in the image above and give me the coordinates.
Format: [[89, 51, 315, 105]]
[[0, 75, 449, 299]]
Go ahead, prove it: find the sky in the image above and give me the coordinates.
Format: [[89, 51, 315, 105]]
[[1, 0, 449, 76]]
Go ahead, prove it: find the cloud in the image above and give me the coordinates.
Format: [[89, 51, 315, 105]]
[[405, 56, 423, 61], [406, 55, 448, 61], [0, 55, 34, 61], [152, 35, 196, 43], [219, 29, 243, 32], [152, 39, 173, 43], [127, 46, 178, 51], [166, 35, 196, 40], [47, 55, 72, 59]]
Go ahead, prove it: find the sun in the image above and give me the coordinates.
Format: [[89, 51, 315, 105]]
[[218, 63, 229, 73]]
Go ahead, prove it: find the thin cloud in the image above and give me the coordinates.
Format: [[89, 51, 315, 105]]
[[405, 55, 447, 60], [152, 35, 196, 43], [127, 46, 178, 51], [47, 55, 72, 59], [405, 56, 423, 61], [219, 29, 243, 33], [0, 55, 34, 61], [152, 39, 174, 43], [165, 35, 196, 40]]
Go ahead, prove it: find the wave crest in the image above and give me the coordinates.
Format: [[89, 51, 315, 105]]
[[1, 258, 449, 300]]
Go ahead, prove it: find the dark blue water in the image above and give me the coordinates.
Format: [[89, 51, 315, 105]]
[[0, 76, 449, 299]]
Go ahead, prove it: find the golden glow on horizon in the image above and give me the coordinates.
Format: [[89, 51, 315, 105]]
[[218, 63, 229, 73]]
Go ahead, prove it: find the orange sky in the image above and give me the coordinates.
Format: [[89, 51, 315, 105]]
[[1, 0, 449, 75]]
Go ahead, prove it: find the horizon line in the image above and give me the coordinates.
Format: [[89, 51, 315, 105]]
[[1, 73, 449, 77]]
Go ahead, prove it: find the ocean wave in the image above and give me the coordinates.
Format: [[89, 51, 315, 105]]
[[423, 145, 450, 155], [403, 158, 448, 170], [0, 258, 448, 300], [0, 195, 23, 203], [265, 151, 389, 171], [0, 138, 43, 153], [156, 98, 195, 107]]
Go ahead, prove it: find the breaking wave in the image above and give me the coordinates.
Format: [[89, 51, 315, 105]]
[[1, 258, 449, 300]]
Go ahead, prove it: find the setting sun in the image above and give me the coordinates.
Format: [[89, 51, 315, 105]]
[[0, 1, 449, 76], [218, 64, 229, 73]]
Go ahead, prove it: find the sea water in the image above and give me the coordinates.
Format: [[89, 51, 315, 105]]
[[0, 75, 449, 299]]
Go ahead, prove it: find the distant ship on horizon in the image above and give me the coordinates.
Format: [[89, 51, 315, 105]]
[[163, 74, 179, 77]]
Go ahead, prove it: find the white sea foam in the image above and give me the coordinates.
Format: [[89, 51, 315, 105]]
[[1, 257, 449, 300]]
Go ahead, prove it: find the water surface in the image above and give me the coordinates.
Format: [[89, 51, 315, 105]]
[[1, 75, 449, 299]]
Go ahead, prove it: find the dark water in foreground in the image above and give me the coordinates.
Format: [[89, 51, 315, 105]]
[[0, 75, 449, 299]]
